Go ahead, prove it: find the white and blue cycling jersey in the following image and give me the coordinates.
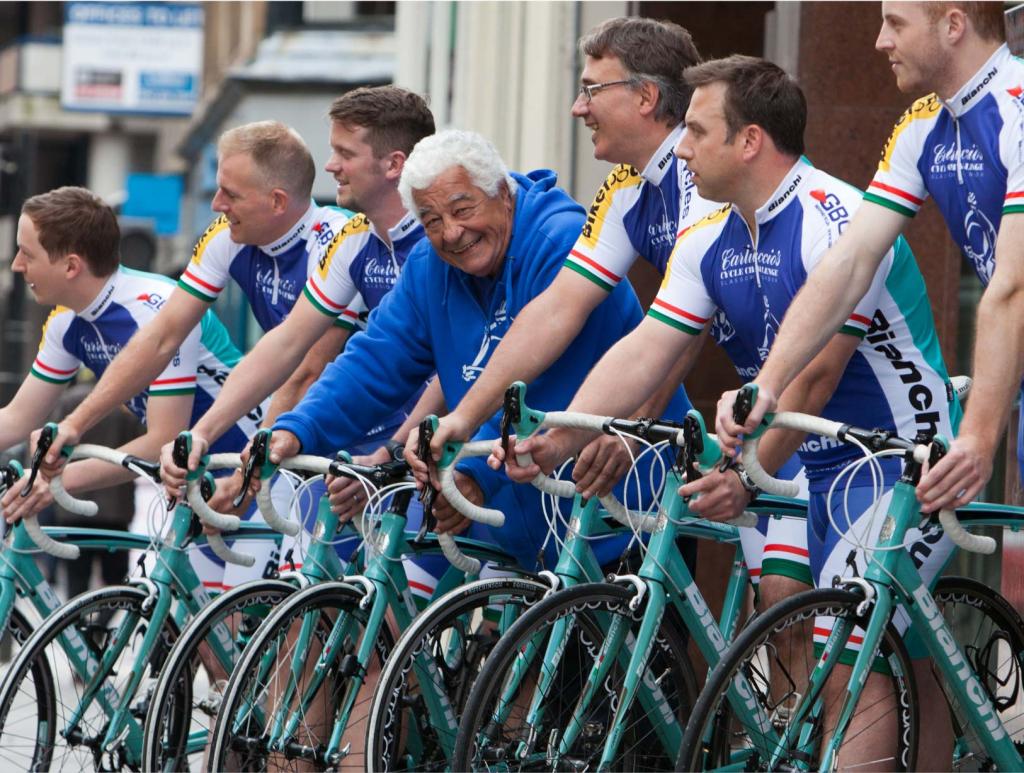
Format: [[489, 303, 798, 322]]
[[31, 266, 261, 455], [652, 161, 960, 491], [177, 203, 350, 332], [302, 211, 424, 330], [865, 44, 1024, 286], [563, 125, 720, 290]]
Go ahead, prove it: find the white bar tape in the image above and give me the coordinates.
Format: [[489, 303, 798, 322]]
[[205, 533, 256, 567], [186, 480, 240, 531]]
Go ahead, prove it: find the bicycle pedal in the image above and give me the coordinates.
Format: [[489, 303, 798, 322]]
[[130, 684, 155, 720]]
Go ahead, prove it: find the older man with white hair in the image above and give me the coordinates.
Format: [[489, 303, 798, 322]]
[[267, 129, 684, 569]]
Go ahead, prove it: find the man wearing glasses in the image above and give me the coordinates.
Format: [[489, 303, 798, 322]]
[[411, 16, 716, 489]]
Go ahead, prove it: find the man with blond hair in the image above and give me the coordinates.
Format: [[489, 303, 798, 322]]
[[41, 120, 349, 468]]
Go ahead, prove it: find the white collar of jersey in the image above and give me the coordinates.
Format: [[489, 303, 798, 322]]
[[261, 201, 317, 257], [754, 160, 808, 225], [640, 124, 685, 185], [943, 43, 1011, 117], [80, 268, 121, 321], [373, 210, 420, 243]]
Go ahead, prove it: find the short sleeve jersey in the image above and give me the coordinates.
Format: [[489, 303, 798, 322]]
[[866, 44, 1024, 285], [302, 211, 425, 331], [177, 204, 349, 331], [563, 125, 720, 291], [31, 267, 261, 453], [651, 162, 959, 488]]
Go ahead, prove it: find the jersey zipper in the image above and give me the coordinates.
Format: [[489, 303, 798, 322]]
[[271, 257, 280, 306]]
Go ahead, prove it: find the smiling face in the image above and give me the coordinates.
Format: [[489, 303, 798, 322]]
[[412, 166, 514, 277], [876, 1, 949, 94], [210, 152, 280, 245], [324, 120, 392, 212], [571, 54, 643, 164], [674, 82, 743, 204], [13, 214, 71, 306]]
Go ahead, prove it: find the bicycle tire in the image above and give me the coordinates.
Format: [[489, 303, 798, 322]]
[[207, 580, 394, 771], [453, 581, 699, 771], [933, 575, 1024, 770], [0, 584, 179, 770], [366, 575, 547, 771], [141, 578, 296, 772], [677, 586, 918, 771]]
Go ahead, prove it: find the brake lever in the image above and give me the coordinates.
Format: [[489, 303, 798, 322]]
[[416, 418, 437, 541], [235, 430, 269, 508], [22, 424, 61, 497], [500, 384, 520, 458]]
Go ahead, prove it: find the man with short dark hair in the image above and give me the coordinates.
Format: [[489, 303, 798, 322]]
[[496, 55, 958, 769], [0, 187, 255, 560], [717, 1, 1022, 515]]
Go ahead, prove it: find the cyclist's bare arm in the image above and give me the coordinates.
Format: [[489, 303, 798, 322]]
[[501, 315, 698, 482], [3, 393, 193, 522], [0, 377, 66, 451], [49, 289, 208, 462], [263, 324, 351, 426], [191, 296, 334, 446], [431, 269, 610, 452], [719, 202, 908, 447], [55, 394, 193, 494], [634, 323, 707, 417], [918, 212, 1024, 509]]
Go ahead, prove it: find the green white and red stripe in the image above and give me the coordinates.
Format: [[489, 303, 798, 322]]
[[839, 311, 873, 338], [563, 250, 621, 292], [177, 269, 223, 303], [864, 180, 924, 218], [30, 358, 78, 384], [1004, 190, 1024, 216], [647, 297, 707, 335], [150, 375, 197, 396], [333, 307, 360, 331], [303, 277, 345, 318]]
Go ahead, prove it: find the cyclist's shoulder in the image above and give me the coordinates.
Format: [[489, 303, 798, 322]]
[[676, 202, 733, 249], [189, 214, 236, 265], [40, 305, 75, 339]]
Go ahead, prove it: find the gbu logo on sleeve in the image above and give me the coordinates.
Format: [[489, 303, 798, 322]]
[[136, 292, 166, 312]]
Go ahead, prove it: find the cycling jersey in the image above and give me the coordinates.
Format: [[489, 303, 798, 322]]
[[177, 203, 349, 331], [31, 267, 260, 454], [563, 125, 720, 291], [303, 211, 424, 331], [652, 161, 960, 490], [866, 44, 1024, 286]]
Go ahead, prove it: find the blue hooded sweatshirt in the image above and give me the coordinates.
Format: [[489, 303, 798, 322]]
[[274, 169, 691, 567]]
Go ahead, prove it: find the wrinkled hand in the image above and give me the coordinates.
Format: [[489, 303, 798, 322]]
[[488, 430, 578, 484], [207, 469, 251, 516], [36, 421, 81, 478], [429, 412, 474, 464], [917, 433, 991, 512], [326, 445, 392, 521], [430, 471, 483, 536], [1, 472, 54, 524], [715, 384, 779, 458], [267, 430, 301, 465], [159, 433, 211, 500], [679, 467, 750, 523]]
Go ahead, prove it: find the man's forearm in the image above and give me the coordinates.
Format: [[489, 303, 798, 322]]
[[632, 325, 707, 419], [395, 379, 446, 442], [60, 431, 169, 494], [194, 331, 307, 441]]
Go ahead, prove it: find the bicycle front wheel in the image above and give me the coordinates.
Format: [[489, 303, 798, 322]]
[[454, 581, 698, 771], [366, 575, 547, 771], [208, 580, 394, 771], [142, 578, 296, 772], [677, 587, 918, 771], [0, 584, 178, 770]]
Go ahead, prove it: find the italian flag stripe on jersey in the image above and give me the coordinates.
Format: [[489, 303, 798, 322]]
[[839, 312, 873, 338], [564, 250, 620, 292], [303, 279, 344, 317], [177, 269, 221, 303], [864, 180, 922, 218], [30, 358, 77, 384], [333, 307, 360, 331], [1004, 190, 1024, 215], [647, 298, 706, 335], [151, 375, 197, 396]]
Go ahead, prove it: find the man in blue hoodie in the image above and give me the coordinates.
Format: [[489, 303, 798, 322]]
[[268, 129, 684, 569]]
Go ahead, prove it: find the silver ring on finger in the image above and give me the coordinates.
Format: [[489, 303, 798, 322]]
[[955, 488, 968, 500]]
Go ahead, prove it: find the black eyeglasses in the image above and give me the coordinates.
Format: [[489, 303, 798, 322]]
[[577, 79, 634, 103]]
